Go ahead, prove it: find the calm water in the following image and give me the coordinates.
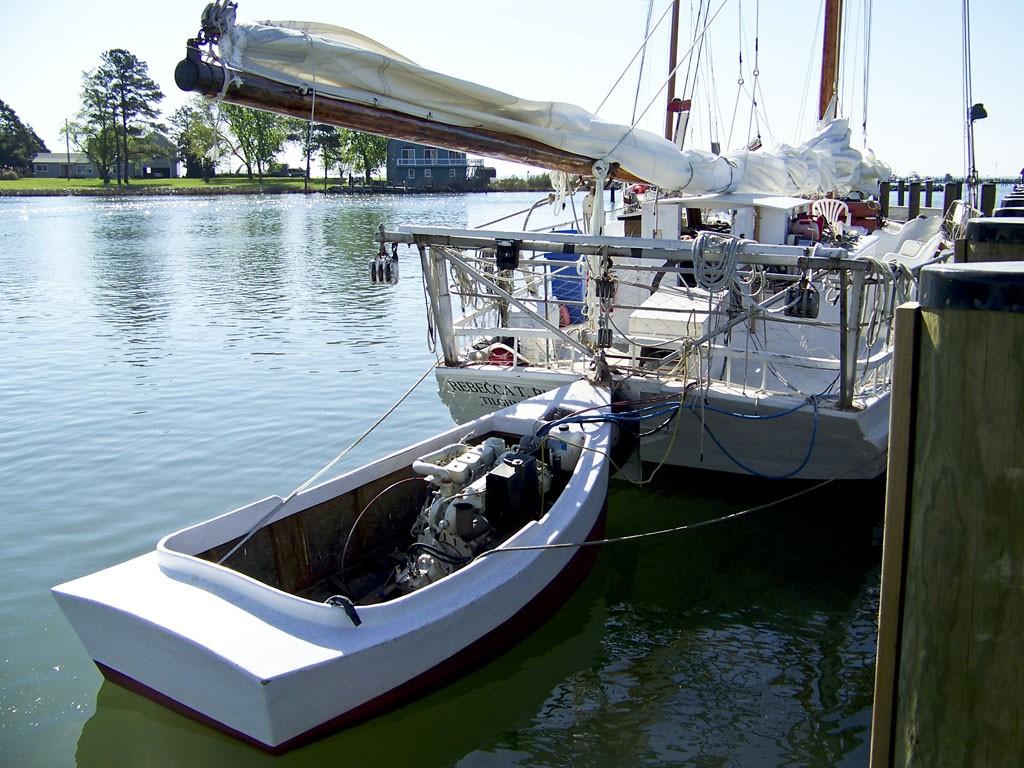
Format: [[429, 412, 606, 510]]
[[0, 192, 883, 767]]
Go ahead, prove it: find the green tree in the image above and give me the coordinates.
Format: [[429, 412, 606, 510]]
[[74, 71, 119, 183], [221, 104, 289, 181], [0, 100, 47, 173], [284, 117, 312, 181], [311, 124, 344, 189], [340, 130, 389, 184], [170, 97, 223, 181], [99, 49, 164, 184], [77, 49, 163, 184]]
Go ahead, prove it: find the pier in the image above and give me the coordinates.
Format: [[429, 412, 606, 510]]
[[878, 179, 1000, 220]]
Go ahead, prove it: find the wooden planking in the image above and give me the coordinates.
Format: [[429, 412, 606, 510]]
[[891, 306, 1024, 765], [869, 302, 921, 768]]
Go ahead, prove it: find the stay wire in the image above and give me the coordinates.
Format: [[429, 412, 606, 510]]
[[475, 452, 879, 560], [602, 0, 730, 161], [217, 361, 438, 565]]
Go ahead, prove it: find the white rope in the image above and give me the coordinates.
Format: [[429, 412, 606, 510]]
[[475, 455, 883, 558], [693, 231, 744, 291], [218, 362, 437, 565]]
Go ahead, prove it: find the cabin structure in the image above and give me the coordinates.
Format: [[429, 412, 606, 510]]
[[31, 143, 178, 181], [32, 152, 98, 179], [386, 140, 494, 190]]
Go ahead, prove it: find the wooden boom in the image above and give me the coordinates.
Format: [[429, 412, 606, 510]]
[[175, 44, 635, 182]]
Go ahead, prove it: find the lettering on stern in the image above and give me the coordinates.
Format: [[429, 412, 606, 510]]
[[446, 378, 547, 408]]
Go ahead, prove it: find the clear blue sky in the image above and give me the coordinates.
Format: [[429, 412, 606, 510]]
[[3, 0, 1020, 178]]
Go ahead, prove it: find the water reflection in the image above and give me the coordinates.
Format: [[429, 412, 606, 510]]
[[3, 193, 882, 767], [87, 202, 172, 365]]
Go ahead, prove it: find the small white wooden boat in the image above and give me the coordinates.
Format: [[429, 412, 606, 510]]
[[53, 380, 611, 752]]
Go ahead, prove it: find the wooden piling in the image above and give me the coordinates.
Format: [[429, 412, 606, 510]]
[[908, 181, 921, 219], [961, 218, 1024, 263], [879, 181, 891, 219], [924, 181, 934, 208], [869, 263, 1024, 767], [980, 182, 997, 216], [943, 182, 962, 216]]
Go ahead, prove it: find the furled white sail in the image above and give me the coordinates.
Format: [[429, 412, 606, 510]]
[[215, 17, 889, 196]]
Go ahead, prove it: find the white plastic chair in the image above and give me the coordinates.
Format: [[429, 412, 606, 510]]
[[811, 198, 851, 235]]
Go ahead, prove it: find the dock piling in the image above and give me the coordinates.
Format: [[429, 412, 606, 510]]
[[870, 263, 1024, 767]]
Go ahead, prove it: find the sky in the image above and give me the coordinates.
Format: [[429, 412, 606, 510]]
[[2, 0, 1020, 179]]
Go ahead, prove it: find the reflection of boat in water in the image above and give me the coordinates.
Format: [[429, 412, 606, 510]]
[[174, 1, 955, 480], [55, 381, 611, 752]]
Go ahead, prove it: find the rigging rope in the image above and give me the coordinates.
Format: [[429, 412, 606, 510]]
[[217, 362, 438, 565], [862, 0, 873, 145], [474, 450, 882, 561], [593, 1, 674, 117], [602, 0, 730, 163], [693, 231, 745, 291], [633, 0, 657, 125]]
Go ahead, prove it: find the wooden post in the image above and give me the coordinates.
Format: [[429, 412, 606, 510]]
[[879, 181, 891, 219], [980, 182, 997, 216], [869, 263, 1024, 767], [664, 0, 681, 141], [962, 218, 1024, 263], [869, 302, 921, 768], [924, 181, 934, 208], [943, 182, 963, 216], [818, 0, 843, 121], [908, 181, 921, 219], [897, 180, 906, 206]]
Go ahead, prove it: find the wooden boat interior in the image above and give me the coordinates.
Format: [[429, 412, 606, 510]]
[[179, 429, 581, 607]]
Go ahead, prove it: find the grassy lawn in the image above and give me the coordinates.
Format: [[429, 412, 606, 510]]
[[0, 176, 360, 195]]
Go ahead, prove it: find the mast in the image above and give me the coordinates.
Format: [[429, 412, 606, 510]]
[[664, 0, 681, 140], [818, 0, 843, 122]]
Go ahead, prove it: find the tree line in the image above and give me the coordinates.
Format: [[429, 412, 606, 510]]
[[0, 47, 389, 184]]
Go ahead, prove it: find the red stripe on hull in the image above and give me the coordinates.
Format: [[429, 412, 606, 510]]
[[95, 503, 607, 753]]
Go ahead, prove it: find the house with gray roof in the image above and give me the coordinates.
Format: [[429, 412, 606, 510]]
[[32, 152, 98, 179]]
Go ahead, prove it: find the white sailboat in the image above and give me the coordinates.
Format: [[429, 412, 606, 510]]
[[174, 1, 954, 479]]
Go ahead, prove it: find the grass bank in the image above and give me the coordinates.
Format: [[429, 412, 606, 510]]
[[1, 175, 551, 197], [0, 177, 398, 196]]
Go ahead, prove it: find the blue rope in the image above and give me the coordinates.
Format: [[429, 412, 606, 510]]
[[691, 396, 820, 479], [537, 393, 822, 479]]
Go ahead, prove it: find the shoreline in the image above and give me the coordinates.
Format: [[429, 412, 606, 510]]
[[0, 182, 550, 198]]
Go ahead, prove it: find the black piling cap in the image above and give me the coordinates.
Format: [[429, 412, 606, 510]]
[[920, 262, 1024, 314]]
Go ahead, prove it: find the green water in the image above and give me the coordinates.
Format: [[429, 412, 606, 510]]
[[0, 193, 881, 766]]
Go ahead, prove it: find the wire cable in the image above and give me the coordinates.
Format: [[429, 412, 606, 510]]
[[217, 362, 437, 565]]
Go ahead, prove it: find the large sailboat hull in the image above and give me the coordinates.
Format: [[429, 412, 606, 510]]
[[437, 366, 888, 480]]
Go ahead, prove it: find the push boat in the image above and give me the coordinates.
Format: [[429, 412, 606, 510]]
[[173, 2, 959, 480], [53, 381, 612, 752]]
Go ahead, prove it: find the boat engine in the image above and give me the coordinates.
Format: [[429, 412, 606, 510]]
[[395, 436, 554, 593]]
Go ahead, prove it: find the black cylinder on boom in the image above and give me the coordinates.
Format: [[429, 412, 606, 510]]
[[174, 43, 224, 96]]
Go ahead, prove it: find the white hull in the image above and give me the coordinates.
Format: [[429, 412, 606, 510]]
[[53, 382, 611, 751], [437, 367, 888, 480]]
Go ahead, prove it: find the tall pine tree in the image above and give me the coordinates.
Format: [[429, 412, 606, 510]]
[[79, 49, 163, 184], [0, 100, 47, 173]]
